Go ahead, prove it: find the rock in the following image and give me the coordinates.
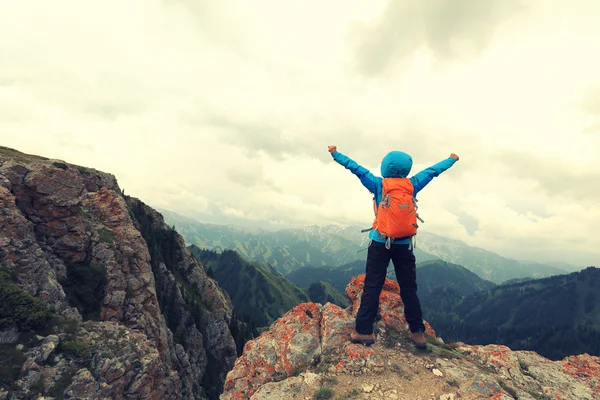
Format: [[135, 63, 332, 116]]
[[249, 372, 321, 400], [0, 151, 238, 399], [386, 389, 399, 399], [222, 303, 322, 399], [321, 302, 354, 352], [35, 335, 59, 363], [362, 383, 375, 393], [432, 368, 444, 377], [439, 394, 455, 400], [64, 368, 99, 399], [334, 343, 384, 373]]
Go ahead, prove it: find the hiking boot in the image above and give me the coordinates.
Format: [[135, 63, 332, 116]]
[[350, 331, 375, 346], [409, 332, 427, 350]]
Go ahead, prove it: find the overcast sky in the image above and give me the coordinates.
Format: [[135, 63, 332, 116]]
[[1, 0, 599, 266]]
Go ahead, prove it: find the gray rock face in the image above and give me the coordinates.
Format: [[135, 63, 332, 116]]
[[0, 149, 237, 399]]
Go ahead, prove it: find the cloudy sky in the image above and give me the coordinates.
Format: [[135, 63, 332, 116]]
[[1, 0, 599, 266]]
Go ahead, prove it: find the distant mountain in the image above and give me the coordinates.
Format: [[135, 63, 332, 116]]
[[161, 209, 569, 283], [307, 281, 349, 308], [162, 209, 370, 273], [428, 266, 600, 360], [416, 232, 568, 283], [286, 260, 365, 294], [417, 260, 497, 298]]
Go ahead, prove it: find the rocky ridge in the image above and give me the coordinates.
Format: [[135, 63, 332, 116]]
[[0, 147, 236, 399], [221, 275, 600, 400]]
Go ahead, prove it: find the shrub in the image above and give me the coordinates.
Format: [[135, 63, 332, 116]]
[[98, 228, 115, 245], [0, 269, 51, 330], [60, 263, 107, 320], [314, 387, 334, 400], [0, 344, 26, 388]]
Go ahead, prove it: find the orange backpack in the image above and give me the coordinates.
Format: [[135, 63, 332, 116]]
[[371, 178, 422, 242]]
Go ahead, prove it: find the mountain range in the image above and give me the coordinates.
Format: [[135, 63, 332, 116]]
[[160, 208, 574, 284]]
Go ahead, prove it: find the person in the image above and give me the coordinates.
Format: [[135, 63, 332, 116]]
[[328, 145, 459, 349]]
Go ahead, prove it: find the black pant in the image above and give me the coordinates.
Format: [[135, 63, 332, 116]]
[[355, 241, 425, 334]]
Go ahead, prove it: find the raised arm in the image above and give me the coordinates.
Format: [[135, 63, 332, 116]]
[[328, 145, 379, 194], [410, 153, 459, 195]]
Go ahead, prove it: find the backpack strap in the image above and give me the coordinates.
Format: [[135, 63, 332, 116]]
[[385, 236, 392, 250]]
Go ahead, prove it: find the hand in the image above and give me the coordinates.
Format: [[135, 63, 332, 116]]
[[450, 153, 459, 161], [328, 145, 337, 154]]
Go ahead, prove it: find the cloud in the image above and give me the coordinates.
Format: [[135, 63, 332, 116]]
[[53, 133, 94, 152], [226, 160, 280, 191], [582, 86, 600, 115], [354, 0, 524, 76], [498, 151, 600, 202], [1, 0, 600, 266], [582, 86, 600, 133]]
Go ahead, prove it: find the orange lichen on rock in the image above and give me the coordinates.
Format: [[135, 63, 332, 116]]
[[222, 303, 322, 399], [561, 354, 600, 398]]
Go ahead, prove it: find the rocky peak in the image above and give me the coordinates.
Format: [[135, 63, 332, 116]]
[[220, 274, 600, 400], [0, 148, 237, 399]]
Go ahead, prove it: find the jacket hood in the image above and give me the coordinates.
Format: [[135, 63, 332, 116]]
[[380, 151, 413, 178]]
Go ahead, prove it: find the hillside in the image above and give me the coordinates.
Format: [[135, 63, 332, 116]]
[[188, 247, 348, 331], [428, 266, 600, 360], [417, 260, 497, 298], [189, 247, 309, 328], [307, 281, 349, 308], [285, 260, 365, 293]]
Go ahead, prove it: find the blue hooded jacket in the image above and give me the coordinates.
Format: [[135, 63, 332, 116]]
[[332, 150, 456, 244]]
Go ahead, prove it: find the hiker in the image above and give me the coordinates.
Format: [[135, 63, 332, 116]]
[[328, 145, 459, 349]]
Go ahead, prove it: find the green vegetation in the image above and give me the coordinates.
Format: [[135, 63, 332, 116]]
[[0, 269, 52, 330], [0, 146, 49, 161], [285, 261, 364, 294], [307, 281, 349, 307], [31, 374, 45, 394], [52, 162, 68, 170], [60, 262, 107, 321], [322, 376, 338, 386], [314, 354, 336, 373], [98, 227, 115, 245], [382, 325, 408, 348], [341, 388, 361, 398], [58, 340, 96, 360], [427, 267, 600, 360], [417, 260, 496, 297], [0, 344, 26, 389], [190, 247, 310, 328], [48, 367, 77, 400], [128, 199, 226, 400], [314, 387, 334, 400]]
